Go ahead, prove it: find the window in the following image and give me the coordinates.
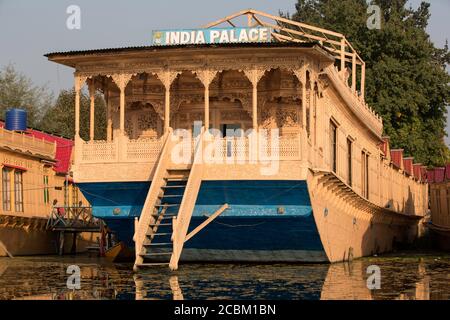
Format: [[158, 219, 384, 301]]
[[361, 151, 369, 199], [330, 121, 337, 173], [14, 171, 24, 212], [43, 175, 50, 204], [347, 138, 353, 186], [2, 168, 11, 211]]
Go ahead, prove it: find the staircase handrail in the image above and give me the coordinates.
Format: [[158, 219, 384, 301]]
[[169, 127, 206, 270]]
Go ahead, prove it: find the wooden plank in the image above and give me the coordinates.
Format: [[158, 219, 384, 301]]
[[185, 204, 229, 242]]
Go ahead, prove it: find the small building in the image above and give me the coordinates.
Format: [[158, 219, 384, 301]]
[[428, 166, 450, 251], [0, 117, 92, 256]]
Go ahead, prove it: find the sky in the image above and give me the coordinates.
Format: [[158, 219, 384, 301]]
[[0, 0, 449, 140]]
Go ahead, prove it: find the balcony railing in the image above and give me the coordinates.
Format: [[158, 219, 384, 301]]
[[79, 137, 164, 164], [0, 127, 56, 159], [77, 132, 303, 165]]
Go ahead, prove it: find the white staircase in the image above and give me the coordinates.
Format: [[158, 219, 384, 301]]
[[133, 128, 205, 271]]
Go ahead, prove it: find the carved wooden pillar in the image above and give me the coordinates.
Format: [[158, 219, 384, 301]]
[[244, 69, 266, 131], [194, 70, 218, 130], [111, 74, 134, 136], [105, 83, 112, 142], [293, 68, 307, 130], [74, 75, 87, 139], [88, 79, 95, 141], [156, 71, 179, 132], [309, 78, 315, 141]]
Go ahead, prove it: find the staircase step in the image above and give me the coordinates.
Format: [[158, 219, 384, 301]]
[[141, 252, 172, 257], [150, 222, 173, 227], [159, 195, 183, 198], [138, 263, 170, 267], [164, 178, 188, 182], [151, 213, 177, 218], [162, 185, 186, 189], [153, 216, 176, 221], [155, 204, 180, 208], [144, 242, 172, 246], [148, 232, 171, 236]]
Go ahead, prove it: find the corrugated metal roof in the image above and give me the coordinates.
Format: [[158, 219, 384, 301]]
[[45, 41, 321, 58]]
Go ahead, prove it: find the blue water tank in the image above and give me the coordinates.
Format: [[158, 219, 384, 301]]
[[5, 108, 27, 131]]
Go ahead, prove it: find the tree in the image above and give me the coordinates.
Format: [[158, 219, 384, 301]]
[[285, 0, 450, 166], [0, 63, 53, 126], [39, 89, 107, 141]]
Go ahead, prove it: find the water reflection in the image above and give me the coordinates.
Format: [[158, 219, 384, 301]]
[[0, 253, 449, 300]]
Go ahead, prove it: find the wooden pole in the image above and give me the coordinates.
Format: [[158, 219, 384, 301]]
[[252, 83, 258, 130], [340, 38, 346, 76], [204, 85, 210, 130], [59, 231, 65, 256], [89, 82, 95, 141], [164, 86, 170, 132], [119, 86, 125, 135], [361, 63, 366, 99], [352, 53, 357, 92], [71, 232, 77, 254], [74, 77, 82, 138]]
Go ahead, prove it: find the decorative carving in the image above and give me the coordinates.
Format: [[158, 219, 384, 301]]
[[137, 113, 158, 131], [276, 106, 299, 128], [193, 69, 219, 87], [220, 110, 249, 121], [111, 73, 135, 91], [242, 68, 267, 86], [292, 67, 307, 85], [155, 71, 180, 89]]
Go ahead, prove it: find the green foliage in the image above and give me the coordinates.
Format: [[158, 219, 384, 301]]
[[286, 0, 450, 166], [0, 63, 53, 126], [39, 89, 107, 141]]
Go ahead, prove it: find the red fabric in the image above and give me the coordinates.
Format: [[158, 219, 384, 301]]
[[413, 164, 422, 181], [445, 164, 450, 181], [390, 150, 404, 169], [434, 167, 445, 183], [0, 121, 73, 174], [427, 169, 435, 183], [403, 158, 413, 176], [420, 166, 427, 182]]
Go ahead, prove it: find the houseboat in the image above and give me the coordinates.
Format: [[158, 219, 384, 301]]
[[45, 9, 428, 270], [0, 110, 94, 257], [427, 166, 450, 251]]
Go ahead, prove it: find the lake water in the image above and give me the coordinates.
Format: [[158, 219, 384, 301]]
[[0, 251, 449, 300]]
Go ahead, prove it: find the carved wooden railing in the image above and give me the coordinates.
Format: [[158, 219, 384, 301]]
[[0, 127, 56, 159], [325, 66, 383, 137], [79, 136, 163, 164], [204, 133, 302, 163], [170, 128, 205, 270], [133, 129, 173, 270]]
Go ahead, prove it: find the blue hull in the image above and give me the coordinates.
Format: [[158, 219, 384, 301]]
[[78, 180, 327, 262]]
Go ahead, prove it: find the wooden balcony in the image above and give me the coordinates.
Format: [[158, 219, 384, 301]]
[[73, 131, 307, 183], [0, 127, 56, 160]]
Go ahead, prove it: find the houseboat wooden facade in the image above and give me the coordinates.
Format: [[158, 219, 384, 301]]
[[0, 120, 93, 256], [46, 9, 428, 270]]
